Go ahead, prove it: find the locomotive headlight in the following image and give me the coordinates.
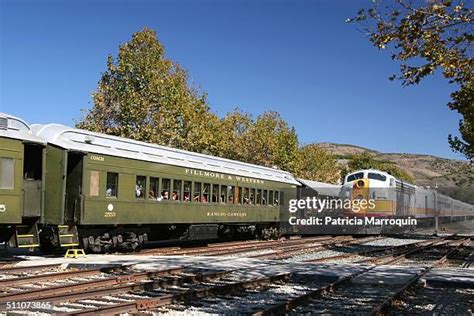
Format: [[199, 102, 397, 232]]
[[355, 180, 365, 188]]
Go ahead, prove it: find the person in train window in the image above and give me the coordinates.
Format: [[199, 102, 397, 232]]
[[135, 184, 144, 198], [183, 192, 190, 201], [149, 190, 156, 199], [160, 190, 169, 201], [106, 187, 113, 197], [172, 192, 179, 200], [202, 195, 208, 203]]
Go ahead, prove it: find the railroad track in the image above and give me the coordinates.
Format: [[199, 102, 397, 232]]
[[305, 237, 441, 264], [138, 235, 338, 256], [138, 235, 384, 260], [249, 238, 471, 315], [0, 234, 471, 314]]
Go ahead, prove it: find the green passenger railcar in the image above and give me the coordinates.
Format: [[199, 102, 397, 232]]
[[0, 113, 45, 248], [32, 123, 299, 252]]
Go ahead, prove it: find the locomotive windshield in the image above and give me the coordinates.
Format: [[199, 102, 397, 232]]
[[346, 172, 363, 183], [368, 172, 386, 182]]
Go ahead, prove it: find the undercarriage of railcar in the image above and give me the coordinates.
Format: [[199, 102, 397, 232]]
[[38, 222, 282, 253]]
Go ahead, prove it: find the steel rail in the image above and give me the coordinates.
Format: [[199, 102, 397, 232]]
[[59, 272, 295, 315], [250, 237, 466, 316], [370, 238, 470, 316], [305, 237, 444, 263], [355, 239, 449, 265], [0, 263, 62, 274], [0, 266, 184, 304], [0, 268, 104, 289], [252, 236, 383, 260], [203, 236, 353, 258], [38, 269, 233, 305], [138, 236, 336, 256]]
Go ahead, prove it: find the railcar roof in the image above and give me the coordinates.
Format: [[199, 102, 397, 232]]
[[0, 113, 46, 144], [298, 178, 341, 197], [31, 123, 300, 185]]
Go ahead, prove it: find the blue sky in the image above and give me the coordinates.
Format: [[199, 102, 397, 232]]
[[0, 0, 464, 159]]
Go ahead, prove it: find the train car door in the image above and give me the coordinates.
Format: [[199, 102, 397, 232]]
[[65, 152, 84, 223], [23, 143, 44, 217]]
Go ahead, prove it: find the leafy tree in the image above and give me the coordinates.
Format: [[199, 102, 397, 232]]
[[216, 109, 253, 161], [241, 111, 300, 173], [77, 27, 220, 154], [296, 144, 342, 184], [347, 0, 473, 160], [344, 152, 414, 182]]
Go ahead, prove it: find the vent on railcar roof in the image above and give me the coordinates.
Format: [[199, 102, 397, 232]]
[[0, 117, 7, 130]]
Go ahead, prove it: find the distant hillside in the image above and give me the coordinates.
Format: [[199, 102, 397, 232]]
[[318, 142, 474, 203]]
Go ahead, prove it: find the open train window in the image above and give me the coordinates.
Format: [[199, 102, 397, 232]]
[[269, 191, 274, 206], [368, 173, 386, 182], [89, 171, 100, 197], [193, 182, 201, 202], [274, 191, 280, 206], [202, 183, 210, 203], [173, 180, 182, 201], [212, 184, 219, 203], [243, 188, 250, 204], [150, 177, 159, 199], [135, 176, 146, 199], [262, 190, 268, 205], [250, 189, 255, 204], [0, 158, 14, 190], [220, 185, 227, 203], [256, 189, 262, 205], [183, 181, 191, 202], [106, 172, 118, 198], [228, 186, 235, 204], [346, 172, 364, 183], [161, 178, 170, 200]]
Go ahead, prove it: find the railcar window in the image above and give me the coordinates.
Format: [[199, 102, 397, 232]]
[[0, 158, 14, 190], [236, 187, 242, 204], [368, 173, 386, 182], [161, 178, 170, 200], [173, 180, 182, 201], [262, 190, 268, 205], [346, 172, 364, 183], [212, 184, 219, 203], [250, 189, 255, 204], [202, 183, 210, 203], [150, 177, 159, 200], [274, 191, 280, 206], [135, 176, 146, 199], [183, 181, 191, 202], [228, 186, 235, 204], [269, 191, 274, 206], [256, 189, 262, 205], [243, 188, 250, 204], [219, 185, 226, 203], [89, 171, 100, 197], [106, 172, 118, 198], [193, 182, 201, 202]]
